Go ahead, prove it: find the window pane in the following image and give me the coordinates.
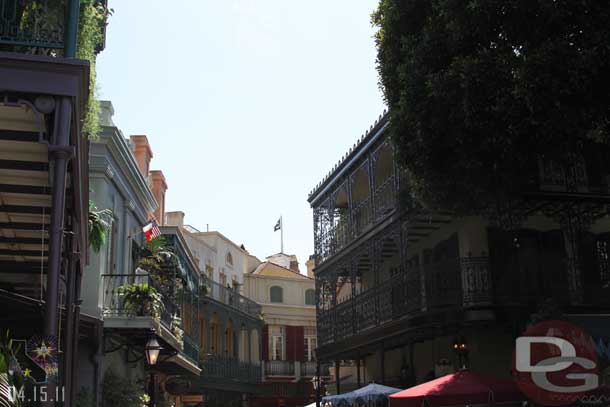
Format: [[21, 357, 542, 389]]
[[305, 289, 316, 305], [270, 286, 283, 303]]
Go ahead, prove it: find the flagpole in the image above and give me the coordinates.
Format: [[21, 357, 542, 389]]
[[281, 215, 284, 254]]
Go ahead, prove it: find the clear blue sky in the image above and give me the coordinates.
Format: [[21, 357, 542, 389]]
[[96, 0, 386, 269]]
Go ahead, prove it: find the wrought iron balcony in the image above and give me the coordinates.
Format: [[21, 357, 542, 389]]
[[317, 256, 492, 346], [202, 354, 261, 384], [203, 277, 262, 319], [300, 361, 317, 377], [264, 360, 295, 376], [102, 274, 173, 326]]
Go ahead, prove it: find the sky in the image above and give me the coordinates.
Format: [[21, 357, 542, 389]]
[[96, 0, 386, 271]]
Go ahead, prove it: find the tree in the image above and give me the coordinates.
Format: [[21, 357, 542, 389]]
[[372, 0, 610, 213]]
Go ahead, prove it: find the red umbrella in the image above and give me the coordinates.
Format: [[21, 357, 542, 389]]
[[389, 370, 525, 407]]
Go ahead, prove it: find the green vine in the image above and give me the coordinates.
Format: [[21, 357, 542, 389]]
[[76, 0, 112, 140]]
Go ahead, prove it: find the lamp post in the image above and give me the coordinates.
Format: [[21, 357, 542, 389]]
[[145, 338, 163, 407], [452, 336, 469, 370], [312, 375, 320, 407]]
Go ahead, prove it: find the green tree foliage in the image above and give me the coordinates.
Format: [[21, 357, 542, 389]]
[[77, 0, 112, 139], [372, 0, 610, 213], [102, 370, 148, 407]]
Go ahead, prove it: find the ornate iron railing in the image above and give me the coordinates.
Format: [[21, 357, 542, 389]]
[[0, 0, 67, 51], [203, 354, 261, 384], [352, 198, 372, 237], [300, 361, 317, 377], [424, 258, 462, 309], [183, 335, 199, 366], [101, 273, 176, 329], [317, 257, 489, 346], [203, 277, 262, 319], [374, 175, 396, 220], [264, 360, 295, 376]]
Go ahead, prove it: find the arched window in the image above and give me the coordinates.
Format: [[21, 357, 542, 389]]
[[270, 286, 283, 303], [305, 289, 316, 306], [226, 252, 233, 266]]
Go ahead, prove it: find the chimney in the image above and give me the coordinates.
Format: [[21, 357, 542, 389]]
[[166, 211, 185, 228], [149, 170, 168, 225], [289, 260, 299, 273], [306, 256, 316, 278], [130, 135, 153, 177]]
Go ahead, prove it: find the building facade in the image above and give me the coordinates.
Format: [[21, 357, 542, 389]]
[[166, 212, 264, 407], [244, 254, 318, 407], [308, 113, 610, 392], [0, 2, 104, 405], [83, 101, 202, 406]]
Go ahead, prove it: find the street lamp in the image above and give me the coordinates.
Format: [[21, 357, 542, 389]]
[[453, 336, 469, 369], [145, 338, 163, 407]]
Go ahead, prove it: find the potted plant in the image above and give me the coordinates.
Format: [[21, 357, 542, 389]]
[[170, 314, 184, 343], [118, 283, 164, 319]]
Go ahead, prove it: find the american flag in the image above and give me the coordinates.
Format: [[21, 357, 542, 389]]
[[143, 220, 161, 242]]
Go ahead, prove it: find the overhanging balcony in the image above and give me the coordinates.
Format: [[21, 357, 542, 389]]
[[0, 0, 106, 55], [203, 277, 262, 319], [102, 273, 186, 352], [202, 354, 261, 385]]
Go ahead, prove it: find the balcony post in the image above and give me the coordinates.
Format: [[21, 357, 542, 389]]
[[559, 210, 590, 305], [335, 359, 341, 394], [369, 152, 376, 220], [356, 355, 361, 387]]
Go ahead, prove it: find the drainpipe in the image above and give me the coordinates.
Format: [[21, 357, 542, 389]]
[[64, 0, 81, 58], [44, 96, 73, 405]]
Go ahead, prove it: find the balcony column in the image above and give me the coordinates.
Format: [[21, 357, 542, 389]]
[[347, 175, 354, 239], [356, 354, 361, 387], [335, 359, 341, 394], [369, 240, 381, 326], [350, 258, 357, 336], [368, 153, 376, 220]]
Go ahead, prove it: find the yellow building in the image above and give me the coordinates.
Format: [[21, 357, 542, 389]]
[[244, 254, 318, 407]]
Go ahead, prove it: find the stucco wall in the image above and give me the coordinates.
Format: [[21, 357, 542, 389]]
[[244, 274, 315, 327]]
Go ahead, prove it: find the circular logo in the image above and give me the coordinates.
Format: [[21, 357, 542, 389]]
[[513, 320, 599, 406]]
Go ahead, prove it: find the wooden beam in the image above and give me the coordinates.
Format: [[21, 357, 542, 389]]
[[0, 222, 49, 231], [0, 237, 48, 245], [0, 160, 48, 171], [0, 249, 47, 257], [0, 184, 50, 194], [0, 205, 52, 214], [0, 130, 39, 142], [0, 261, 47, 273]]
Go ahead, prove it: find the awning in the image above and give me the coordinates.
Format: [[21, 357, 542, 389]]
[[389, 370, 524, 407]]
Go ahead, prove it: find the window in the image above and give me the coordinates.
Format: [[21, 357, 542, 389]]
[[206, 265, 214, 281], [305, 289, 315, 305], [220, 272, 227, 287], [304, 327, 317, 361], [269, 326, 285, 360], [226, 252, 233, 266], [270, 286, 283, 303]]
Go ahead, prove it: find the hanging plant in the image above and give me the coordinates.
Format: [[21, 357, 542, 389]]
[[88, 201, 114, 253]]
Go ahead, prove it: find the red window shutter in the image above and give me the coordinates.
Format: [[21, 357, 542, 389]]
[[262, 325, 269, 361], [285, 326, 295, 361], [295, 326, 305, 361]]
